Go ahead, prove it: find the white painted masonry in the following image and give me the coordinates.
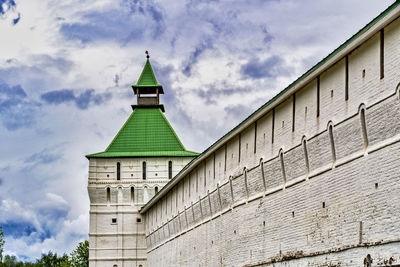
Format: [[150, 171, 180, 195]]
[[88, 157, 193, 267], [140, 4, 400, 267]]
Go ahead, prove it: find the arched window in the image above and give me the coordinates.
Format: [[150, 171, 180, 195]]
[[155, 186, 159, 194], [116, 162, 120, 180], [328, 123, 336, 163], [131, 187, 135, 204], [359, 106, 368, 149], [106, 187, 111, 204], [168, 161, 172, 179], [142, 162, 146, 180]]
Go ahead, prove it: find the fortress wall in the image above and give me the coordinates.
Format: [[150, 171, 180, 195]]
[[142, 14, 400, 266]]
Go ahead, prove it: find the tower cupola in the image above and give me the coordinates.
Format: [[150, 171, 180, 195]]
[[132, 51, 164, 106]]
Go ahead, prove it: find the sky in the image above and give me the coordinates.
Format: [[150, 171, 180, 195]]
[[0, 0, 396, 261]]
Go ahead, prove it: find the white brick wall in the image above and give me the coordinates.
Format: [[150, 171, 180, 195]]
[[142, 15, 400, 267]]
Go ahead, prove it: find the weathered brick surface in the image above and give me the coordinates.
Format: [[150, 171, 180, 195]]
[[334, 115, 364, 159], [247, 166, 264, 196], [148, 138, 400, 266], [284, 144, 307, 182], [232, 174, 246, 202], [142, 14, 400, 267], [367, 96, 400, 146], [307, 132, 332, 171], [263, 157, 283, 188]]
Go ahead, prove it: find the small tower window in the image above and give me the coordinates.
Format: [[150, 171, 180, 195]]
[[106, 187, 111, 204], [131, 187, 135, 204], [155, 186, 159, 194], [168, 161, 173, 179], [117, 162, 120, 180], [142, 161, 146, 180]]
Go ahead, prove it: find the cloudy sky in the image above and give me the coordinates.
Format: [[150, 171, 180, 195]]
[[0, 0, 396, 261]]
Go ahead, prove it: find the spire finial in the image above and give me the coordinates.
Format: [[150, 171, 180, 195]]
[[145, 50, 149, 59]]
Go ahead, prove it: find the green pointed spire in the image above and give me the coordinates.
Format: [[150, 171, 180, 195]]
[[136, 59, 159, 87], [132, 51, 164, 94]]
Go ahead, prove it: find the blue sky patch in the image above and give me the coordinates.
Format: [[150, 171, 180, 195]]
[[0, 0, 16, 15], [41, 89, 110, 110], [0, 82, 37, 130]]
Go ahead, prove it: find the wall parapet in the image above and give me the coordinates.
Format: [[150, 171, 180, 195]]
[[145, 90, 400, 251]]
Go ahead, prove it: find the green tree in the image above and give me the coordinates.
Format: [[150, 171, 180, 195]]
[[70, 240, 88, 267], [0, 226, 4, 262], [35, 252, 70, 267]]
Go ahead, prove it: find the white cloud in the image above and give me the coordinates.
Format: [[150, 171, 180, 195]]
[[0, 0, 396, 261]]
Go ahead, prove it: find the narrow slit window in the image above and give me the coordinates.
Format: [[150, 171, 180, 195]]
[[329, 124, 336, 163], [360, 108, 369, 149], [303, 139, 310, 174], [213, 153, 216, 180], [189, 173, 191, 197], [107, 187, 111, 204], [292, 94, 296, 132], [204, 162, 207, 187], [279, 151, 286, 184], [238, 133, 241, 163], [131, 187, 135, 204], [345, 56, 349, 101], [317, 76, 320, 118], [168, 161, 173, 179], [380, 29, 384, 79], [116, 162, 120, 180], [196, 171, 198, 193], [254, 121, 257, 154], [224, 145, 227, 172], [182, 181, 185, 203], [155, 186, 159, 194], [272, 109, 275, 144], [142, 161, 146, 180]]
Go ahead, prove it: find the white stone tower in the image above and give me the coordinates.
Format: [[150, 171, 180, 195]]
[[86, 53, 198, 267]]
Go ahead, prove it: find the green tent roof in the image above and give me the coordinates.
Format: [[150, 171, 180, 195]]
[[87, 107, 198, 158], [132, 59, 164, 94]]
